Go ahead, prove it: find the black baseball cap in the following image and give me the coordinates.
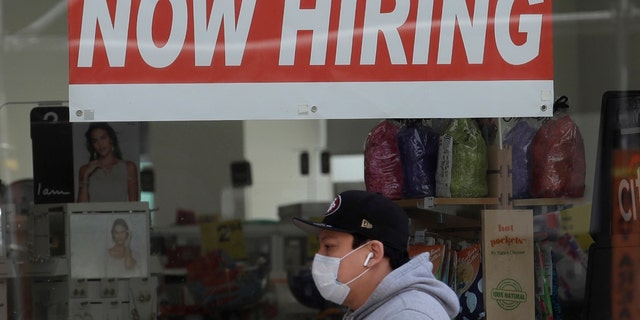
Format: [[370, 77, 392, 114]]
[[292, 190, 409, 251]]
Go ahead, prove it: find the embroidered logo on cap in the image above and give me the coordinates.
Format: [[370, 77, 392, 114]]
[[361, 219, 373, 229], [326, 195, 342, 216]]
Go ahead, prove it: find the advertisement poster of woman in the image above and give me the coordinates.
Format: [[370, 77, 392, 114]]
[[106, 217, 144, 278], [69, 213, 148, 279], [72, 122, 140, 202]]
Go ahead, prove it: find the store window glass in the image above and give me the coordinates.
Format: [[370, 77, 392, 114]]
[[1, 1, 640, 319]]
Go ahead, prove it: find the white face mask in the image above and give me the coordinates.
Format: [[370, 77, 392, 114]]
[[311, 242, 371, 305]]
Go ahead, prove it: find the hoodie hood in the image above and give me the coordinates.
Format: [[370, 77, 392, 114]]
[[346, 252, 461, 319]]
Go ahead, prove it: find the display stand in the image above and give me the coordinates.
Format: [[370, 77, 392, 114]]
[[0, 201, 157, 319]]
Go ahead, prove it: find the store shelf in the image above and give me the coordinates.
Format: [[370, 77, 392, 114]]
[[160, 268, 188, 276], [512, 197, 587, 207], [395, 196, 587, 210], [395, 197, 500, 209]]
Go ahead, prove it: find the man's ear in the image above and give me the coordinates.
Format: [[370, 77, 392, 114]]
[[366, 240, 385, 267]]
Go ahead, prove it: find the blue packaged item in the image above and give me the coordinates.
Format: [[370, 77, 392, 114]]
[[397, 122, 440, 198], [503, 120, 537, 199]]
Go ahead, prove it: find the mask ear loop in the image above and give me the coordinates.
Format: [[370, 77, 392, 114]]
[[340, 241, 372, 262], [336, 241, 374, 286], [344, 265, 371, 286]]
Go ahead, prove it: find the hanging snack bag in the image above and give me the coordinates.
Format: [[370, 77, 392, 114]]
[[503, 120, 538, 199], [397, 120, 440, 198], [444, 119, 488, 197], [530, 96, 586, 198], [364, 120, 403, 199]]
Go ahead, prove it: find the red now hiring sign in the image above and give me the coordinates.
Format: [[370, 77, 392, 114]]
[[68, 0, 554, 121]]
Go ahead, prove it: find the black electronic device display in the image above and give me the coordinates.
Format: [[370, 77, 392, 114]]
[[590, 91, 640, 241], [585, 91, 640, 319]]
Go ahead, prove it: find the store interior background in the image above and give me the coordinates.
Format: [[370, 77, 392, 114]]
[[3, 1, 638, 225], [0, 0, 639, 276]]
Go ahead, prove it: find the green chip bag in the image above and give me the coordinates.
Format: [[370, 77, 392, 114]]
[[444, 119, 488, 197]]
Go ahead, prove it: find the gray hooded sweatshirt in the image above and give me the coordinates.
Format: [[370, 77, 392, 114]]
[[343, 252, 461, 320]]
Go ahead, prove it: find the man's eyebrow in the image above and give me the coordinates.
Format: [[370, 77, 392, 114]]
[[318, 233, 337, 242]]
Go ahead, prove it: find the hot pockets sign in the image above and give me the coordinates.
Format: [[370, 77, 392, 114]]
[[68, 0, 554, 121]]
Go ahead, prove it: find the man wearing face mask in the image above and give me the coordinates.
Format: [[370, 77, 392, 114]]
[[293, 190, 460, 319]]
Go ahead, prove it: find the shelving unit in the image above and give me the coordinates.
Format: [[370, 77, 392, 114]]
[[151, 221, 315, 319], [394, 197, 499, 209], [396, 196, 586, 211], [390, 143, 588, 319], [151, 222, 306, 276], [399, 146, 582, 207], [512, 197, 587, 207]]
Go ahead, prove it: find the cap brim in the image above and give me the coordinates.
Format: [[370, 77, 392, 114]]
[[292, 217, 352, 235]]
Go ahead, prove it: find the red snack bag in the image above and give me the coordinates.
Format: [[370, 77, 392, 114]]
[[530, 96, 586, 198], [364, 120, 403, 199]]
